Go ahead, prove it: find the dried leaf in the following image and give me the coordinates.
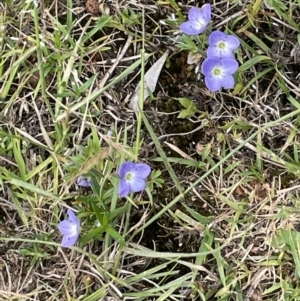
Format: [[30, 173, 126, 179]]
[[129, 49, 169, 111], [187, 51, 202, 64]]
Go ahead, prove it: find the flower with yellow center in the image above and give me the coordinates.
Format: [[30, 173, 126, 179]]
[[207, 31, 240, 59], [201, 57, 239, 92]]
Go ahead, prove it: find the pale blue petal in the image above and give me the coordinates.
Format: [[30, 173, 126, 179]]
[[207, 46, 234, 58], [208, 31, 226, 45], [188, 7, 203, 22], [201, 57, 220, 76], [61, 234, 78, 248], [201, 4, 211, 22], [220, 58, 239, 74], [205, 76, 222, 92], [118, 161, 135, 178], [77, 176, 92, 187], [226, 35, 240, 50], [206, 46, 219, 58], [67, 209, 78, 224], [58, 220, 74, 236], [134, 163, 151, 179], [219, 47, 235, 58], [180, 21, 202, 35], [119, 179, 131, 197], [221, 75, 235, 89], [192, 21, 207, 34], [130, 177, 146, 192]]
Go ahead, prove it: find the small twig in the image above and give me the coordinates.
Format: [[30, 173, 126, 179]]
[[96, 54, 143, 65], [96, 35, 133, 90], [148, 123, 205, 146]]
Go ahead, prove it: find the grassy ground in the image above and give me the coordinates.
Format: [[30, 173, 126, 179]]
[[1, 0, 300, 300]]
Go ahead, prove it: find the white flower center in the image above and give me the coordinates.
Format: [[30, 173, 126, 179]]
[[196, 17, 206, 29], [125, 172, 133, 181], [211, 66, 224, 78], [217, 41, 226, 50], [69, 221, 78, 236]]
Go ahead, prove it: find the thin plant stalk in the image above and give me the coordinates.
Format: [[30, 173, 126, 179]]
[[32, 1, 54, 118]]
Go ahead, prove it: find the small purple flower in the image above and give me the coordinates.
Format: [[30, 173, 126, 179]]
[[58, 209, 80, 248], [77, 176, 92, 187], [118, 161, 151, 197], [201, 57, 239, 92], [180, 4, 211, 35], [207, 31, 240, 58]]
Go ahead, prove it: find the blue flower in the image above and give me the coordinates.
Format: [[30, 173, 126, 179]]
[[118, 161, 151, 197], [201, 57, 239, 92], [180, 4, 211, 35], [207, 31, 240, 58], [77, 176, 92, 187], [58, 209, 80, 248]]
